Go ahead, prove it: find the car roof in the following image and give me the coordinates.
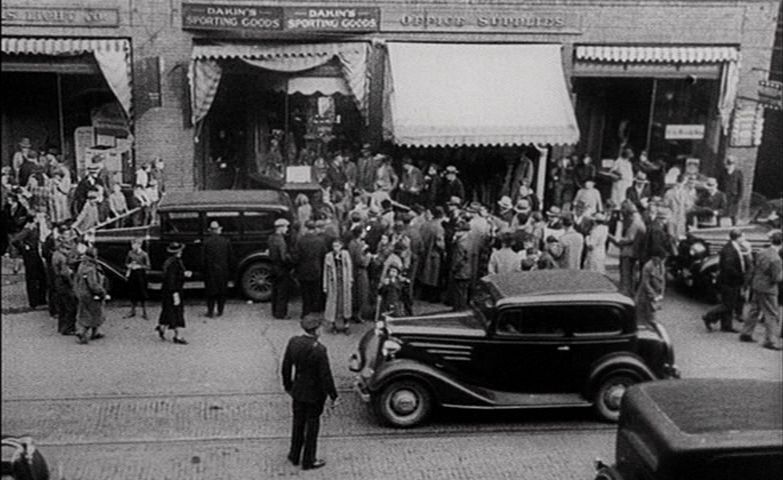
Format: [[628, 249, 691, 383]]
[[158, 190, 290, 212], [485, 270, 619, 299], [626, 379, 782, 449]]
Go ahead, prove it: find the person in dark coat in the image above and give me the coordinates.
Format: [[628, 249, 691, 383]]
[[294, 220, 329, 318], [717, 155, 743, 225], [41, 222, 58, 317], [625, 172, 652, 213], [157, 242, 190, 344], [202, 221, 232, 317], [74, 246, 109, 344], [450, 221, 472, 311], [124, 237, 150, 319], [269, 218, 293, 319], [11, 215, 47, 309], [438, 166, 465, 206], [51, 234, 77, 335], [282, 314, 339, 471], [702, 229, 745, 332]]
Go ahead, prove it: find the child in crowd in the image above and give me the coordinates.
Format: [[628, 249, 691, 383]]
[[124, 238, 150, 319]]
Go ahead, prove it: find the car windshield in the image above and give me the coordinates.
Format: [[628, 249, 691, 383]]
[[469, 280, 496, 328]]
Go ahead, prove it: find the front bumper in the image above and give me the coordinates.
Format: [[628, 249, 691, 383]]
[[663, 363, 681, 379], [354, 376, 371, 403]]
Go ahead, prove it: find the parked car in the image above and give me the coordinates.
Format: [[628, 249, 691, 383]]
[[93, 190, 293, 302], [594, 378, 783, 480], [348, 270, 680, 428], [1, 436, 49, 480], [671, 198, 782, 301]]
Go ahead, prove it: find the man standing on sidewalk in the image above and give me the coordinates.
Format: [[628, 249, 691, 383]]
[[703, 229, 745, 332], [270, 218, 293, 319], [294, 220, 328, 319], [739, 230, 783, 350], [609, 201, 646, 296], [203, 221, 232, 317], [282, 314, 338, 471]]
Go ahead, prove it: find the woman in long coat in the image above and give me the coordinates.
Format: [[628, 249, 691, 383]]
[[417, 211, 445, 302], [584, 213, 609, 273], [635, 246, 667, 325], [323, 238, 353, 334], [157, 242, 189, 344], [74, 247, 108, 344], [49, 167, 71, 224], [347, 227, 372, 322]]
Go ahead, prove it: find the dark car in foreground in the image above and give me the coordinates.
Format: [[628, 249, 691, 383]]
[[672, 198, 782, 300], [93, 190, 293, 302], [594, 378, 783, 480], [349, 270, 679, 428], [2, 436, 48, 480]]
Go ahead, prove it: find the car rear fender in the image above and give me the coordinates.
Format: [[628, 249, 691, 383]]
[[585, 354, 656, 397], [370, 359, 493, 407], [237, 251, 271, 275]]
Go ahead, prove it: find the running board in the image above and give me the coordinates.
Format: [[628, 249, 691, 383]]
[[147, 281, 235, 291], [444, 390, 591, 410]]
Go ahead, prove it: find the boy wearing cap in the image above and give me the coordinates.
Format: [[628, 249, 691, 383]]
[[282, 314, 338, 470]]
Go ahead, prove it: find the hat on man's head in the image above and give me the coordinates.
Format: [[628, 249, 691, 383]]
[[546, 205, 562, 217], [444, 165, 459, 175], [209, 221, 222, 232], [361, 143, 371, 150], [466, 201, 482, 213], [514, 200, 531, 213], [18, 137, 32, 148], [447, 196, 462, 207], [633, 171, 649, 183], [167, 242, 185, 254], [300, 314, 323, 331], [274, 218, 290, 228], [372, 154, 386, 162], [685, 157, 700, 166], [87, 189, 100, 200], [705, 177, 718, 188], [497, 196, 513, 210]]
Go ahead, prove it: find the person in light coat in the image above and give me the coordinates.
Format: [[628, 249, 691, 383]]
[[584, 213, 609, 273], [323, 238, 353, 334], [488, 233, 521, 275]]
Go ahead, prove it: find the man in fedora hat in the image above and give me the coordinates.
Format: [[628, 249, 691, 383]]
[[626, 171, 652, 213], [157, 242, 191, 344], [282, 313, 339, 470], [439, 166, 465, 206], [496, 195, 515, 225], [686, 177, 727, 228], [270, 218, 294, 319], [717, 155, 743, 225], [203, 221, 232, 317]]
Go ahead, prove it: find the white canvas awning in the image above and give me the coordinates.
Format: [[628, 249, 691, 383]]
[[384, 43, 580, 147]]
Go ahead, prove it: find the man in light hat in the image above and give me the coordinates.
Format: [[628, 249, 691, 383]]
[[439, 166, 465, 206], [270, 218, 293, 319], [717, 155, 743, 225], [496, 195, 515, 225], [73, 189, 101, 233], [626, 171, 651, 213], [739, 230, 783, 350], [203, 220, 232, 317], [686, 177, 726, 228], [282, 313, 338, 470]]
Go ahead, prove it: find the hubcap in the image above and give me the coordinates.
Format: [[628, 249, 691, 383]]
[[249, 269, 270, 294], [390, 389, 419, 415], [605, 383, 627, 411]]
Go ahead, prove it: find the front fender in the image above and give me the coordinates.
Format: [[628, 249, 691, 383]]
[[585, 354, 657, 397], [369, 359, 494, 407], [237, 251, 271, 274]]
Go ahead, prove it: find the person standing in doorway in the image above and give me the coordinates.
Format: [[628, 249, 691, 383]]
[[156, 242, 191, 344], [203, 221, 232, 317], [124, 238, 150, 319], [270, 218, 293, 319], [282, 314, 339, 471]]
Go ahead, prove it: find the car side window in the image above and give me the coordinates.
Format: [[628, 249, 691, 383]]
[[243, 211, 276, 235], [205, 211, 240, 235], [162, 212, 201, 235], [571, 306, 624, 337], [496, 307, 566, 337]]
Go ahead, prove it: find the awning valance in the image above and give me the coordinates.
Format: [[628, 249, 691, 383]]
[[2, 37, 132, 119], [575, 45, 739, 64], [188, 42, 370, 125], [384, 43, 579, 147]]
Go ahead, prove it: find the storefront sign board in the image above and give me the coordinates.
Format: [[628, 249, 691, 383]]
[[758, 80, 783, 110], [382, 6, 580, 34], [182, 3, 283, 32], [283, 7, 380, 32], [1, 7, 119, 27], [730, 104, 764, 147], [664, 124, 705, 140]]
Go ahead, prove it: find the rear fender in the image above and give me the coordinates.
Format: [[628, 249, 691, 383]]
[[369, 359, 493, 407], [585, 354, 656, 397]]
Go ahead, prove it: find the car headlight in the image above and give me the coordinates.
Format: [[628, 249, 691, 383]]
[[689, 242, 707, 257], [381, 339, 402, 358]]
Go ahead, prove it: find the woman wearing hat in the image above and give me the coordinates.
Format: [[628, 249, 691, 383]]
[[74, 247, 110, 344], [157, 242, 190, 344], [584, 212, 609, 273]]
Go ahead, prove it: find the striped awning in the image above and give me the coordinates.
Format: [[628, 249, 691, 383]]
[[2, 37, 132, 119], [192, 42, 349, 61], [575, 45, 739, 64]]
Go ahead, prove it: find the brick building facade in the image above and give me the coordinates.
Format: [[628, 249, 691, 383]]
[[1, 0, 779, 215]]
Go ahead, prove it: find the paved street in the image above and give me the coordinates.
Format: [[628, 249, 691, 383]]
[[2, 269, 781, 479]]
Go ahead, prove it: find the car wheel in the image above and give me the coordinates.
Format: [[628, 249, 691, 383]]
[[594, 373, 637, 422], [374, 379, 432, 428], [240, 263, 273, 302]]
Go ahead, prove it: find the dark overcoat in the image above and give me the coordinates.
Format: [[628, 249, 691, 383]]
[[159, 255, 186, 328], [74, 257, 107, 328], [202, 233, 232, 296], [282, 335, 338, 405]]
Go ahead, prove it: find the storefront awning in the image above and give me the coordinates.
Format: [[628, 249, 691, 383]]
[[575, 45, 739, 64], [1, 37, 133, 119], [384, 43, 579, 147]]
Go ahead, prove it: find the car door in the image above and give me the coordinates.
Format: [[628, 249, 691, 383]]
[[480, 304, 572, 393], [239, 210, 278, 260]]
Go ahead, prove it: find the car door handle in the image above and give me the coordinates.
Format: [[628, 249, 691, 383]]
[[557, 346, 570, 351]]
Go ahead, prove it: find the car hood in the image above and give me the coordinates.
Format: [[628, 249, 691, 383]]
[[386, 310, 486, 337], [690, 223, 773, 250]]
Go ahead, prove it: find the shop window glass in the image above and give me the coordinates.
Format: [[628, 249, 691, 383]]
[[205, 211, 240, 234], [243, 212, 276, 234], [162, 212, 201, 235]]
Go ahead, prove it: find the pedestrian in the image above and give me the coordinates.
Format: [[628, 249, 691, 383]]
[[294, 194, 312, 230], [418, 206, 445, 302], [124, 238, 150, 319], [51, 233, 77, 335], [374, 155, 398, 193], [488, 232, 521, 275], [202, 221, 232, 317], [609, 148, 634, 208], [73, 189, 100, 233], [108, 183, 129, 228], [574, 154, 597, 191], [355, 143, 378, 192], [686, 177, 727, 228], [573, 178, 603, 216], [702, 229, 745, 333], [626, 171, 652, 213], [551, 156, 575, 209], [635, 245, 667, 325], [559, 213, 585, 270], [399, 156, 424, 206], [269, 218, 293, 319], [450, 221, 472, 310], [49, 166, 71, 224], [584, 213, 609, 273], [11, 214, 47, 309], [12, 137, 33, 184], [378, 264, 408, 317], [541, 235, 564, 269], [422, 163, 441, 208], [323, 238, 353, 334], [439, 166, 465, 206], [74, 246, 110, 344], [282, 314, 339, 471], [347, 226, 372, 322], [739, 230, 783, 350], [294, 220, 328, 318], [717, 155, 743, 226], [156, 242, 191, 344], [663, 174, 696, 240], [609, 201, 646, 296]]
